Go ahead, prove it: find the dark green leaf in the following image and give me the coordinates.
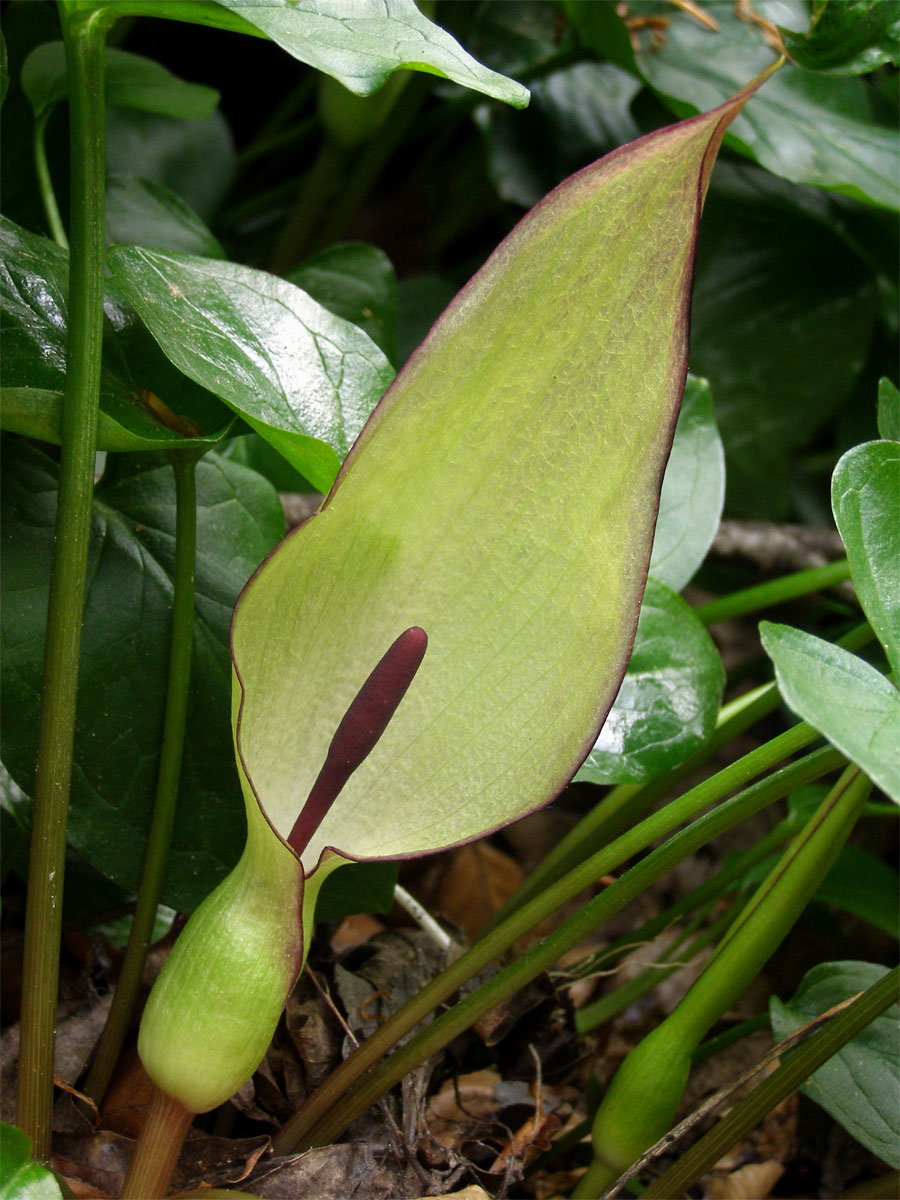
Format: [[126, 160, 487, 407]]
[[634, 0, 900, 210], [0, 441, 284, 910], [21, 41, 219, 120], [760, 622, 900, 803], [105, 106, 235, 221], [0, 217, 232, 449], [107, 244, 395, 492], [576, 580, 725, 785], [815, 846, 900, 939], [396, 274, 456, 365], [832, 440, 900, 678], [649, 375, 724, 591], [451, 0, 578, 79], [780, 0, 900, 76], [770, 961, 900, 1166], [562, 0, 639, 74], [0, 1122, 63, 1199], [209, 0, 529, 106], [219, 433, 316, 494], [314, 861, 399, 923], [878, 377, 900, 441], [476, 61, 642, 209], [285, 242, 397, 364], [106, 175, 225, 258], [691, 166, 876, 517]]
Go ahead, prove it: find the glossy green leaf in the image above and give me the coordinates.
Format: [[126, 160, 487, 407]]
[[107, 245, 395, 493], [575, 579, 724, 785], [832, 440, 900, 678], [0, 441, 285, 910], [634, 0, 900, 210], [106, 174, 225, 258], [209, 0, 530, 106], [770, 961, 900, 1166], [476, 61, 642, 210], [879, 377, 900, 441], [690, 164, 876, 517], [0, 1122, 63, 1200], [649, 374, 724, 591], [230, 82, 764, 871], [0, 217, 232, 449], [760, 622, 900, 803], [780, 0, 900, 76], [285, 242, 397, 364], [105, 106, 235, 221], [21, 41, 219, 120]]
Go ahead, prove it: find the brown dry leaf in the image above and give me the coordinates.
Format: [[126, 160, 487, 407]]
[[705, 1159, 785, 1199], [435, 842, 523, 937], [245, 1142, 425, 1199], [429, 1070, 503, 1123], [485, 1109, 562, 1174], [330, 912, 385, 954]]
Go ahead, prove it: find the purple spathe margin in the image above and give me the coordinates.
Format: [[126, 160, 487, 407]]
[[227, 65, 778, 883]]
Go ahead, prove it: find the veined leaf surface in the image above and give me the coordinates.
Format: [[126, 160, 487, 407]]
[[230, 78, 770, 872]]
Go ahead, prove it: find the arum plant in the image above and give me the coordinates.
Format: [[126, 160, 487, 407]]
[[123, 68, 776, 1197]]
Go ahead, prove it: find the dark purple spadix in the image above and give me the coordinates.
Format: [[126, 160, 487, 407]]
[[287, 626, 428, 857]]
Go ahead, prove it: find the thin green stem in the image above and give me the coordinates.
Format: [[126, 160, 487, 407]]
[[495, 621, 873, 921], [696, 558, 852, 626], [34, 108, 68, 249], [641, 966, 900, 1200], [17, 8, 109, 1160], [120, 1085, 194, 1200], [274, 742, 842, 1154], [83, 451, 200, 1108]]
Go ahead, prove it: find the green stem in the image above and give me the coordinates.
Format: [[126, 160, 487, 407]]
[[496, 621, 872, 921], [120, 1085, 194, 1200], [17, 8, 109, 1160], [274, 741, 842, 1154], [641, 966, 900, 1200], [588, 766, 871, 1191], [83, 451, 200, 1108], [34, 108, 68, 249], [696, 558, 852, 626]]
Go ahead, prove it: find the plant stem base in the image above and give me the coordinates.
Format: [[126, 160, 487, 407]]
[[121, 1086, 193, 1199]]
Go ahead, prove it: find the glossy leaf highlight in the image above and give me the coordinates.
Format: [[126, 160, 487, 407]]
[[107, 245, 395, 492]]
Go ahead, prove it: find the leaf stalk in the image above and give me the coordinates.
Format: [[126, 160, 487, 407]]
[[83, 450, 201, 1108], [16, 7, 108, 1159]]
